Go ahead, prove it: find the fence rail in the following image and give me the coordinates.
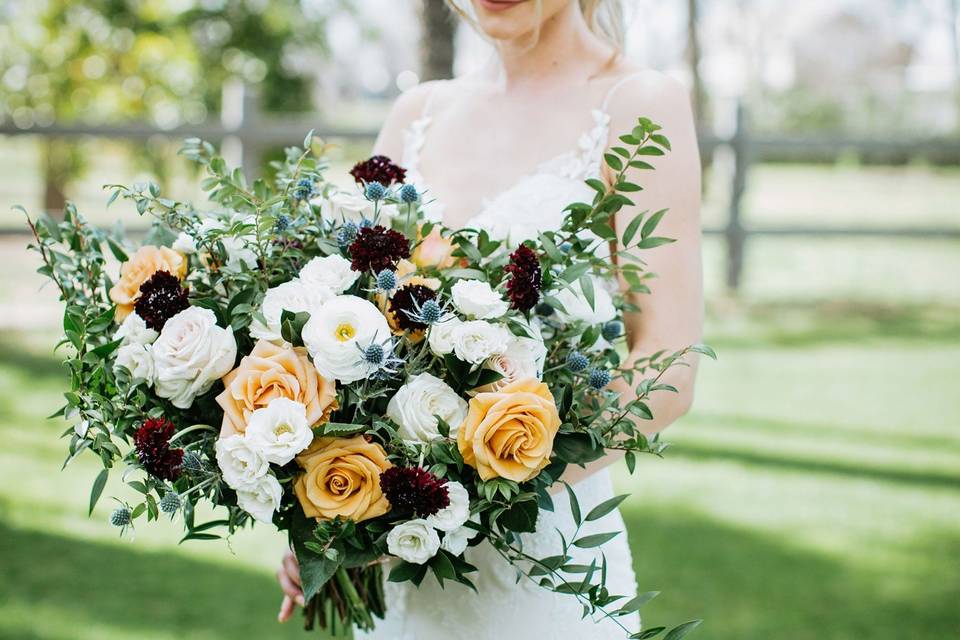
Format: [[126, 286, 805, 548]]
[[2, 92, 959, 291]]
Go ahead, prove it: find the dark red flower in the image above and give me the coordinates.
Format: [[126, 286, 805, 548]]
[[503, 245, 542, 312], [380, 466, 449, 518], [389, 284, 436, 332], [133, 417, 183, 482], [134, 271, 189, 332], [348, 225, 410, 273], [349, 155, 406, 187]]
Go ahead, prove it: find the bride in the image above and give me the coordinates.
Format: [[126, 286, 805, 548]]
[[277, 0, 703, 637]]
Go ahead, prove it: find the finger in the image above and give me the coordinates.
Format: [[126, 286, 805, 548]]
[[276, 567, 304, 603], [278, 595, 295, 623], [283, 554, 302, 587]]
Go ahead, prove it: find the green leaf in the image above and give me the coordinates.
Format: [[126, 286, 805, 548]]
[[664, 620, 703, 640], [637, 237, 676, 250], [690, 344, 718, 359], [564, 482, 581, 526], [500, 498, 539, 533], [578, 275, 595, 311], [552, 432, 604, 465], [538, 233, 564, 263], [604, 153, 623, 171], [572, 531, 620, 548], [389, 560, 426, 583], [585, 494, 629, 522], [641, 209, 669, 240], [619, 591, 660, 614], [650, 134, 672, 150], [632, 626, 667, 639], [88, 468, 108, 515], [621, 212, 646, 247], [317, 422, 366, 437], [636, 146, 665, 157], [430, 550, 458, 583], [291, 508, 341, 600]]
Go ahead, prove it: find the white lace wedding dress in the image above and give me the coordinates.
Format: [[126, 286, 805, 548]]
[[355, 80, 642, 640]]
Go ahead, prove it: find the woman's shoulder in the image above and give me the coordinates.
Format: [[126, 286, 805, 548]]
[[598, 64, 692, 118]]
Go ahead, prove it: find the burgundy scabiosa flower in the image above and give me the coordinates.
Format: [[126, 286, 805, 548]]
[[503, 245, 543, 312], [348, 225, 410, 273], [133, 417, 184, 482], [380, 466, 450, 518], [134, 271, 189, 332], [389, 283, 436, 332], [349, 155, 406, 187]]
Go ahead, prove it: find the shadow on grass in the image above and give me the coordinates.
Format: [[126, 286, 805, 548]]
[[0, 338, 66, 380], [0, 521, 317, 640], [624, 509, 960, 640]]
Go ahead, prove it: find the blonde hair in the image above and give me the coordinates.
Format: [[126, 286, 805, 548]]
[[444, 0, 626, 51]]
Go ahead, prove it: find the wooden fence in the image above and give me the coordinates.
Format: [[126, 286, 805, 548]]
[[2, 89, 959, 292]]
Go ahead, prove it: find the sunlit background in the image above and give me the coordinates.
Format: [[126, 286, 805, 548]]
[[1, 1, 958, 639]]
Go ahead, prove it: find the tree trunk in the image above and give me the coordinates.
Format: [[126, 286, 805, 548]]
[[950, 0, 960, 131], [419, 0, 456, 81], [42, 138, 69, 217], [686, 0, 706, 128]]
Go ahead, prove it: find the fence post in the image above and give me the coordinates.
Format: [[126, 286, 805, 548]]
[[725, 102, 749, 293]]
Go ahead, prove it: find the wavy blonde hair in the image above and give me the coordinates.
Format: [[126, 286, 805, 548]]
[[445, 0, 626, 51]]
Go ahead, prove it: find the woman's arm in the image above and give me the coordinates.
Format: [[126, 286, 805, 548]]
[[370, 81, 441, 159], [557, 71, 704, 489]]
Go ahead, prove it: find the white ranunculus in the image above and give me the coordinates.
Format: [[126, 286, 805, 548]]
[[386, 373, 467, 443], [114, 343, 156, 385], [152, 307, 238, 409], [427, 314, 462, 356], [249, 279, 328, 343], [302, 295, 392, 384], [440, 515, 481, 556], [113, 312, 158, 345], [236, 473, 283, 524], [244, 398, 313, 465], [317, 190, 374, 224], [450, 280, 509, 320], [386, 519, 441, 564], [299, 255, 359, 295], [215, 434, 269, 490], [553, 276, 617, 325], [172, 232, 198, 254], [426, 481, 470, 532], [451, 320, 511, 365]]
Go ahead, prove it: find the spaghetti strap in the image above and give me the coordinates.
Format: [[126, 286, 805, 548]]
[[419, 79, 448, 120], [600, 71, 648, 113]]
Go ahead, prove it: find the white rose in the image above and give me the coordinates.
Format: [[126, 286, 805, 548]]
[[299, 255, 359, 295], [386, 519, 441, 564], [152, 307, 238, 409], [427, 314, 462, 356], [450, 280, 509, 320], [113, 312, 158, 345], [302, 295, 392, 383], [215, 434, 269, 490], [426, 481, 470, 532], [452, 320, 511, 365], [249, 279, 329, 343], [386, 373, 467, 443], [114, 343, 156, 385], [236, 473, 283, 524], [554, 276, 616, 325], [440, 515, 481, 556], [172, 232, 197, 254], [317, 190, 374, 224], [244, 398, 313, 465], [478, 332, 547, 392]]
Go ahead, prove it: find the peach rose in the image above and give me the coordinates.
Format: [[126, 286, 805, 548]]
[[457, 378, 561, 483], [109, 245, 187, 321], [411, 226, 456, 270], [216, 340, 337, 436], [294, 435, 392, 522]]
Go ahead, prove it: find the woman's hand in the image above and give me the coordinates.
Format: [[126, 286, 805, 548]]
[[276, 550, 305, 623]]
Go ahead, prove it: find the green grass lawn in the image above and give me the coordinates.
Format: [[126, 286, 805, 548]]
[[1, 302, 958, 640]]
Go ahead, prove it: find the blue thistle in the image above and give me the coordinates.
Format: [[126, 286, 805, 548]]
[[417, 298, 442, 325], [364, 181, 387, 201], [535, 302, 555, 317], [337, 221, 359, 248], [273, 214, 291, 234], [293, 177, 318, 201], [398, 183, 419, 204], [357, 337, 404, 380], [110, 506, 132, 527], [160, 491, 181, 514], [180, 451, 203, 474], [363, 342, 385, 366], [566, 351, 589, 372], [588, 368, 612, 390], [559, 241, 573, 253], [358, 218, 375, 229], [602, 320, 623, 342], [376, 269, 398, 292]]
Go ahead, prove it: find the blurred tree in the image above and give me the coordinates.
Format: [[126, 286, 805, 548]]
[[419, 0, 456, 81], [686, 0, 706, 129]]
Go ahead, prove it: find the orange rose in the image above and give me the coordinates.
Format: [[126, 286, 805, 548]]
[[294, 435, 392, 522], [411, 225, 456, 270], [216, 339, 337, 436], [109, 245, 187, 320], [457, 378, 561, 483]]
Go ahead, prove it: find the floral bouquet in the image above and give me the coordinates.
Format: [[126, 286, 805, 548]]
[[25, 119, 711, 638]]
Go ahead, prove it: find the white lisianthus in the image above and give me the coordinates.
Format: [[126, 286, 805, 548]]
[[113, 312, 158, 345], [554, 276, 617, 325], [440, 515, 481, 556], [426, 481, 470, 532], [114, 343, 156, 385], [427, 314, 462, 356], [215, 434, 269, 490], [249, 279, 328, 343], [152, 307, 238, 409], [451, 320, 511, 365], [244, 398, 313, 465], [299, 255, 359, 295], [316, 190, 374, 224], [386, 519, 441, 564], [450, 280, 509, 319], [236, 473, 283, 524], [386, 373, 467, 443], [302, 295, 392, 383], [172, 232, 198, 255]]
